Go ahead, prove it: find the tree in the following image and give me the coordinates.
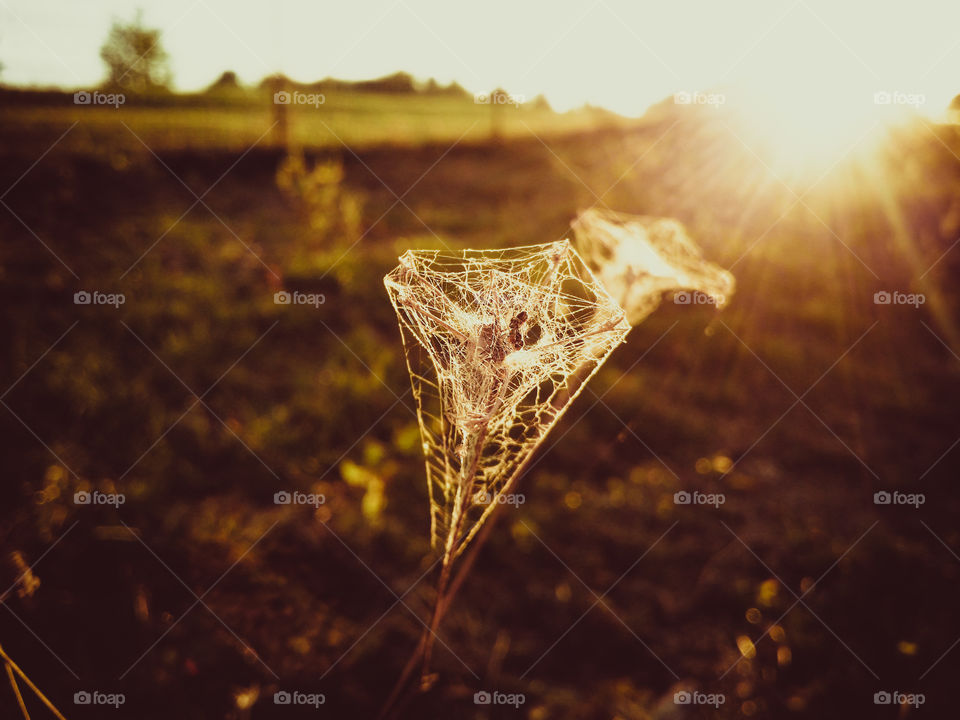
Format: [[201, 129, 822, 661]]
[[99, 11, 171, 93], [208, 70, 239, 91]]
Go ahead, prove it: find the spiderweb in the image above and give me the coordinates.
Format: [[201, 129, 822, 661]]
[[570, 208, 735, 325], [384, 240, 629, 563]]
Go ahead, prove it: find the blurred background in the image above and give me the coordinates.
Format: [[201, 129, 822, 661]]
[[2, 1, 960, 717]]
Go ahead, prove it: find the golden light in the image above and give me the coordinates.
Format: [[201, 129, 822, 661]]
[[722, 80, 914, 184], [693, 3, 945, 187]]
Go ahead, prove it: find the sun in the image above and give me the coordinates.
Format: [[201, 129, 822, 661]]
[[724, 85, 890, 185], [718, 72, 925, 187]]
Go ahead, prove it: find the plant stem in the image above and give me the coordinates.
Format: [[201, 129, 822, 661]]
[[421, 417, 489, 683], [418, 553, 454, 687], [0, 643, 68, 720], [6, 662, 31, 720]]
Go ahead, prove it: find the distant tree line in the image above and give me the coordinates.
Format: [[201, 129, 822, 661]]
[[0, 13, 551, 110]]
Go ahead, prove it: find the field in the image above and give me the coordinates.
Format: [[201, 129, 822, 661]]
[[0, 88, 629, 152], [2, 89, 960, 718]]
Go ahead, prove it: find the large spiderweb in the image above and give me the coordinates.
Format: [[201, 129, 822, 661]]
[[384, 240, 629, 562], [570, 208, 735, 325]]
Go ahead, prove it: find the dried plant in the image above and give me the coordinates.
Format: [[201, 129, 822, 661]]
[[384, 240, 629, 687], [570, 207, 735, 325], [385, 240, 628, 563], [0, 642, 69, 720]]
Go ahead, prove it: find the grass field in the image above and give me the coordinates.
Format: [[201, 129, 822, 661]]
[[0, 88, 631, 153], [2, 93, 960, 718]]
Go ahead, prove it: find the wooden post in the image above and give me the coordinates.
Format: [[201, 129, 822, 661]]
[[269, 76, 289, 151]]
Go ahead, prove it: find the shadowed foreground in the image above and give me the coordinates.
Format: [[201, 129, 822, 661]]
[[2, 104, 960, 718]]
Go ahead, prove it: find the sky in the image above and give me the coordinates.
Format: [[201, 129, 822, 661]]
[[2, 0, 959, 116]]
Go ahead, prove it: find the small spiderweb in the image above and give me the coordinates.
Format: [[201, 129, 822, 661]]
[[570, 208, 735, 325], [385, 240, 629, 562]]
